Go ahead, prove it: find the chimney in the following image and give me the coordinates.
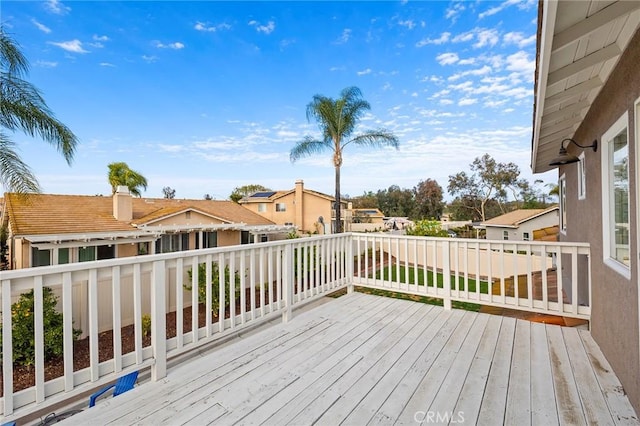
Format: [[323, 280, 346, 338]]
[[295, 179, 304, 229], [113, 185, 133, 221]]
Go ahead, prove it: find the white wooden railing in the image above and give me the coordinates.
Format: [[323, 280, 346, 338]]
[[0, 233, 590, 420], [351, 234, 591, 319]]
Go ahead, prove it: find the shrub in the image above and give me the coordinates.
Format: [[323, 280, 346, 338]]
[[405, 220, 449, 237], [141, 314, 151, 338], [0, 287, 81, 366], [185, 262, 242, 312]]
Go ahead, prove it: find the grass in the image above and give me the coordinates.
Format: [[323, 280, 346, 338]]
[[374, 266, 491, 294]]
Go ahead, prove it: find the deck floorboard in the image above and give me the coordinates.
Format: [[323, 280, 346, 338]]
[[61, 293, 638, 426]]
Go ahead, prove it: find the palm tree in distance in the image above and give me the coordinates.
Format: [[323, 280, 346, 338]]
[[290, 86, 399, 232], [108, 162, 148, 197], [0, 27, 78, 193]]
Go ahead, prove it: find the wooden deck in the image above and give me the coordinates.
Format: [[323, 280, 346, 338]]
[[62, 293, 638, 425]]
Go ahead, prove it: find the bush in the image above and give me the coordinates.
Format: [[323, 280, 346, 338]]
[[185, 262, 242, 312], [0, 287, 81, 366], [141, 314, 151, 338], [405, 220, 449, 237]]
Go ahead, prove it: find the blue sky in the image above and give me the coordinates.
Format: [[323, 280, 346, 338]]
[[2, 0, 553, 200]]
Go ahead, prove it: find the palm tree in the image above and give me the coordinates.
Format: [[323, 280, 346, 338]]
[[108, 162, 148, 197], [0, 27, 78, 193], [290, 86, 399, 232]]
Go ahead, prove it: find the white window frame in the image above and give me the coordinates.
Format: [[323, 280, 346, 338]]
[[559, 173, 567, 234], [276, 203, 286, 212], [523, 232, 530, 241], [601, 111, 631, 278], [257, 203, 267, 213], [502, 230, 509, 240], [577, 151, 586, 200]]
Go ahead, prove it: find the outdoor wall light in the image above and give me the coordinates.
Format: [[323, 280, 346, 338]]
[[549, 138, 598, 166]]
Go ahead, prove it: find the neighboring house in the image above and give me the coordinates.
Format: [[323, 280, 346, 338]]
[[480, 206, 559, 241], [238, 180, 348, 234], [350, 208, 385, 232], [2, 187, 292, 269], [531, 1, 640, 413]]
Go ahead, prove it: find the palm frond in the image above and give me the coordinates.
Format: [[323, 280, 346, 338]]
[[0, 132, 41, 193], [290, 137, 331, 162], [0, 27, 29, 77], [1, 73, 78, 163], [345, 129, 399, 150]]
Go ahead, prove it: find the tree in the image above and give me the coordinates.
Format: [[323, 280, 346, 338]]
[[414, 179, 444, 220], [349, 191, 378, 209], [376, 185, 415, 218], [162, 186, 176, 199], [447, 154, 522, 222], [107, 162, 148, 197], [203, 193, 213, 200], [405, 220, 449, 237], [0, 27, 78, 193], [290, 86, 399, 232], [229, 184, 271, 203]]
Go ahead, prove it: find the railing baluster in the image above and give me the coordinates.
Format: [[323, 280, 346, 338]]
[[112, 266, 122, 372], [133, 263, 143, 364], [526, 245, 533, 309], [175, 259, 184, 349], [541, 245, 549, 311], [229, 253, 236, 329], [556, 248, 564, 313], [62, 272, 74, 392], [571, 246, 578, 316], [240, 251, 246, 324], [2, 279, 14, 416], [259, 247, 265, 317], [151, 260, 167, 381], [250, 249, 256, 320], [34, 276, 44, 403], [206, 254, 213, 337], [218, 252, 225, 333], [89, 268, 99, 381], [191, 256, 199, 343]]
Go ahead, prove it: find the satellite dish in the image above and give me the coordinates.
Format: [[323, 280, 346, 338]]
[[318, 216, 324, 224]]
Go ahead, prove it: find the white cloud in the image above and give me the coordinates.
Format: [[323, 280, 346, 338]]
[[249, 20, 276, 35], [45, 0, 70, 15], [448, 65, 492, 81], [436, 52, 459, 65], [142, 55, 158, 63], [398, 19, 415, 29], [100, 62, 115, 67], [155, 41, 185, 49], [280, 39, 296, 49], [478, 0, 522, 19], [458, 98, 478, 106], [194, 21, 231, 32], [416, 32, 451, 47], [329, 66, 345, 72], [440, 99, 454, 105], [334, 28, 352, 44], [445, 2, 466, 23], [31, 19, 51, 33], [505, 51, 535, 74], [36, 60, 57, 68], [452, 32, 474, 43], [357, 68, 372, 76], [48, 40, 89, 53], [503, 32, 536, 48], [473, 29, 499, 48]]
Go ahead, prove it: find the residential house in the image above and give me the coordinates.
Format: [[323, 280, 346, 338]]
[[480, 206, 559, 241], [238, 180, 348, 234], [532, 0, 640, 413], [2, 186, 292, 269], [350, 208, 385, 232]]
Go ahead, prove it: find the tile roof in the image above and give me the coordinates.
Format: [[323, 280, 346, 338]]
[[482, 206, 559, 227], [4, 193, 275, 236]]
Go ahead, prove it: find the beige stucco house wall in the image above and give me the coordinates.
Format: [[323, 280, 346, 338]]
[[239, 180, 347, 235], [532, 2, 640, 413]]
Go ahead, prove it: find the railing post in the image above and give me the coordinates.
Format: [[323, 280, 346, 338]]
[[151, 260, 167, 381], [283, 243, 294, 323], [2, 279, 14, 416], [442, 240, 452, 310], [347, 234, 354, 294]]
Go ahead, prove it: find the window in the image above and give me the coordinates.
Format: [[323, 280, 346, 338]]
[[32, 247, 51, 267], [79, 246, 96, 262], [58, 248, 70, 264], [155, 233, 190, 253], [241, 231, 254, 245], [138, 242, 149, 255], [523, 232, 530, 241], [275, 203, 286, 212], [197, 231, 217, 249], [577, 152, 586, 200], [602, 113, 630, 272], [503, 230, 509, 240], [97, 245, 115, 260], [258, 203, 267, 213], [559, 174, 567, 233]]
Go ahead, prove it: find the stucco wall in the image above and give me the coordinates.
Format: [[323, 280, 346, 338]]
[[559, 27, 640, 413]]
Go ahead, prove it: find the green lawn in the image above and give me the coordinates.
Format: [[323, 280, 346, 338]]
[[373, 266, 490, 294]]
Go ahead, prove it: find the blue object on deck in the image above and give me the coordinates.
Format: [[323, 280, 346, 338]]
[[88, 370, 139, 407]]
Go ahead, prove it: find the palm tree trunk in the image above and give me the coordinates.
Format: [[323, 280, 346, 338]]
[[335, 165, 342, 233]]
